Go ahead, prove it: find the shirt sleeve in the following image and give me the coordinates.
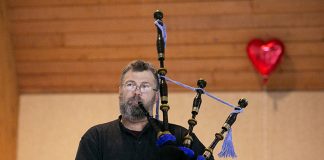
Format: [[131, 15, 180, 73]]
[[75, 128, 101, 160]]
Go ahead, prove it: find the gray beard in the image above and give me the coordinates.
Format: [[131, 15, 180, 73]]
[[119, 95, 155, 121]]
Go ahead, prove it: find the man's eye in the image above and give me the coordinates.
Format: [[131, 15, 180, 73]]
[[142, 84, 150, 88], [126, 83, 134, 87]]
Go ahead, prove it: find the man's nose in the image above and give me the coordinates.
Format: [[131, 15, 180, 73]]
[[134, 86, 142, 94]]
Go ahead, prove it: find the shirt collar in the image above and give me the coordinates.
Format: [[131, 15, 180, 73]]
[[118, 115, 152, 137]]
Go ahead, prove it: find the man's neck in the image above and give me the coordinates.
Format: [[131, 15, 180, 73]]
[[121, 117, 148, 131]]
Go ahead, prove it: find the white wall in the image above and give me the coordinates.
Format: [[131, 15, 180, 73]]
[[17, 91, 324, 160]]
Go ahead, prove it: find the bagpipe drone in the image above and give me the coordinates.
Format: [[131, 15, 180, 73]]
[[138, 10, 248, 160]]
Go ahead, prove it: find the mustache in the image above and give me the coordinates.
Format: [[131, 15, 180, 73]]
[[127, 95, 143, 105]]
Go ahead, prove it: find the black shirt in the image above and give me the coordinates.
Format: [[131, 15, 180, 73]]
[[75, 116, 213, 160]]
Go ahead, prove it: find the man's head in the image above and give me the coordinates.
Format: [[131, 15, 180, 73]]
[[119, 60, 159, 122]]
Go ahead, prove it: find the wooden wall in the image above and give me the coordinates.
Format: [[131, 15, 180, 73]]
[[6, 0, 324, 93], [0, 0, 18, 160]]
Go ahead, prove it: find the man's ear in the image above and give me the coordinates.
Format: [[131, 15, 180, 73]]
[[118, 85, 122, 95]]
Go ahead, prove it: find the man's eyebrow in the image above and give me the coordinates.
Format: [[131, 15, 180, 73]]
[[124, 80, 135, 83], [124, 80, 151, 84]]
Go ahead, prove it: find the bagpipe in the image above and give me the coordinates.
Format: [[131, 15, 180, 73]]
[[138, 10, 248, 160]]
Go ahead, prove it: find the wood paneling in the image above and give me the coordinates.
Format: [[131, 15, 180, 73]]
[[10, 13, 324, 33], [12, 27, 324, 48], [8, 1, 252, 20], [6, 0, 324, 92], [14, 41, 324, 62], [7, 0, 249, 7], [18, 71, 324, 93], [252, 0, 324, 13], [15, 57, 324, 74], [0, 0, 18, 160]]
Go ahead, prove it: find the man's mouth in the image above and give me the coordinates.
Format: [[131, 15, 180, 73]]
[[127, 96, 142, 106]]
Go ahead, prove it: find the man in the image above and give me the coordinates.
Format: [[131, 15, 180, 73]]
[[75, 60, 211, 160]]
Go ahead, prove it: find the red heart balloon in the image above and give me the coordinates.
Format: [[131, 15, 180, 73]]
[[247, 39, 284, 81]]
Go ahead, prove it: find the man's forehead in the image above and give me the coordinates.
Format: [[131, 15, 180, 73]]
[[123, 70, 155, 82]]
